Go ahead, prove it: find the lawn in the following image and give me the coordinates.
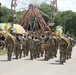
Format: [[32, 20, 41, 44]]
[[0, 50, 7, 56]]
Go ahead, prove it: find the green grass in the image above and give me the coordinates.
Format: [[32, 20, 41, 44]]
[[0, 50, 7, 56]]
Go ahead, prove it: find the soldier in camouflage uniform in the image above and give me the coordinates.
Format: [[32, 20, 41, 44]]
[[0, 32, 16, 61], [15, 34, 21, 59], [14, 34, 25, 59], [25, 34, 31, 56], [34, 36, 41, 58], [51, 35, 59, 58], [22, 35, 28, 57], [40, 34, 46, 57], [5, 35, 16, 61], [0, 35, 5, 50], [44, 32, 53, 60], [66, 36, 75, 59], [29, 35, 35, 60], [59, 38, 68, 64]]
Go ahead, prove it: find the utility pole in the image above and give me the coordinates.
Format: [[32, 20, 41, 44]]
[[48, 0, 58, 27], [51, 0, 57, 9], [50, 0, 58, 19], [0, 3, 1, 7], [11, 0, 17, 23], [0, 3, 2, 23]]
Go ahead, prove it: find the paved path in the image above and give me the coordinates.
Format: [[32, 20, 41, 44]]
[[0, 46, 76, 75]]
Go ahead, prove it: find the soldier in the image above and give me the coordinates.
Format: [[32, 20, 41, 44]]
[[22, 35, 27, 57], [21, 35, 27, 57], [0, 35, 5, 50], [40, 34, 46, 57], [52, 35, 58, 58], [66, 36, 75, 59], [59, 38, 68, 64], [29, 35, 35, 60], [34, 36, 41, 58], [5, 34, 15, 61], [23, 33, 31, 56], [44, 32, 53, 60], [15, 34, 23, 59], [15, 34, 20, 59]]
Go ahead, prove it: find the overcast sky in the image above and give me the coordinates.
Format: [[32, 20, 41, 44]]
[[0, 0, 76, 12]]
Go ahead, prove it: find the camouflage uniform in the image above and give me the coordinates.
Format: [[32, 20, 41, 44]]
[[15, 35, 23, 59], [59, 39, 68, 64], [52, 36, 58, 58], [34, 37, 41, 58], [0, 35, 5, 50], [22, 37, 28, 57], [66, 37, 75, 59], [26, 37, 30, 56], [5, 36, 15, 61], [29, 36, 35, 60], [44, 36, 53, 60], [40, 35, 46, 57]]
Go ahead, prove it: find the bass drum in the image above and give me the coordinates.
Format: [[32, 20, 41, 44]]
[[41, 44, 45, 51]]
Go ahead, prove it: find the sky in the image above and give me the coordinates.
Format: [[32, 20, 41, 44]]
[[0, 0, 76, 12]]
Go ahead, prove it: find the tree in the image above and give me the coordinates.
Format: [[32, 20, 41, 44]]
[[54, 10, 76, 35], [38, 2, 57, 22], [0, 6, 11, 23], [1, 6, 11, 22], [38, 2, 57, 16], [65, 15, 76, 37], [0, 3, 3, 23], [16, 10, 26, 22]]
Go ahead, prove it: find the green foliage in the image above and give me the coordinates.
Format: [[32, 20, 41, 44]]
[[0, 3, 76, 37], [8, 16, 13, 22], [0, 7, 3, 17], [0, 6, 11, 23], [38, 2, 57, 16], [16, 10, 25, 22], [54, 10, 75, 25], [65, 15, 76, 36], [0, 50, 7, 56], [0, 3, 56, 23], [54, 10, 76, 36], [0, 4, 26, 23], [0, 3, 3, 22], [38, 2, 57, 22]]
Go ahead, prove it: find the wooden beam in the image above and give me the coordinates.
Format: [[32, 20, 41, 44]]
[[32, 8, 44, 32], [36, 9, 52, 34], [23, 10, 33, 29], [18, 8, 30, 24]]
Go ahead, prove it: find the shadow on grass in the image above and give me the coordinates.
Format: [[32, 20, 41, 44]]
[[0, 50, 7, 56]]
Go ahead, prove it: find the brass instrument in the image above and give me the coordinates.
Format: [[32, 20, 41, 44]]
[[55, 26, 70, 47]]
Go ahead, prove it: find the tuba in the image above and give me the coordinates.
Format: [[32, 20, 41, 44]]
[[55, 26, 70, 48]]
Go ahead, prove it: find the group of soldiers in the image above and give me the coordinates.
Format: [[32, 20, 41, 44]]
[[20, 32, 59, 60], [16, 32, 75, 64], [0, 31, 75, 64]]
